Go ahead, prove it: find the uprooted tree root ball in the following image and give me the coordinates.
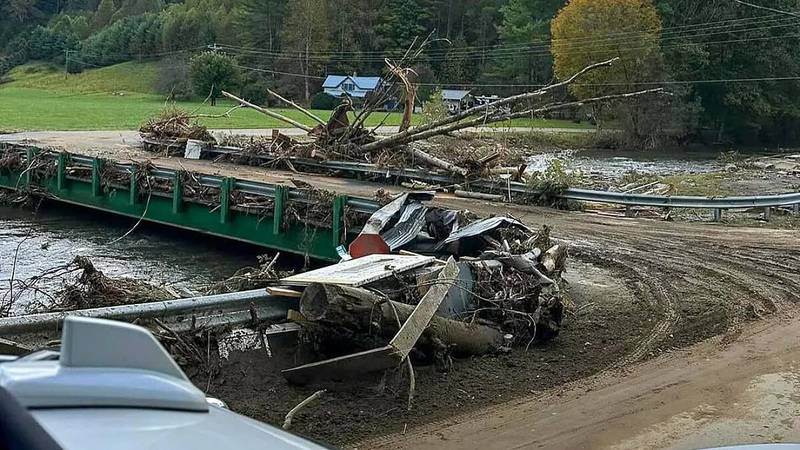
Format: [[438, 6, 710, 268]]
[[27, 256, 175, 312]]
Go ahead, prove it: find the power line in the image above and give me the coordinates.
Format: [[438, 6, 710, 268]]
[[215, 14, 799, 61], [234, 64, 326, 80], [221, 26, 800, 68], [232, 61, 800, 89], [218, 18, 800, 64], [734, 0, 800, 19], [220, 12, 793, 57]]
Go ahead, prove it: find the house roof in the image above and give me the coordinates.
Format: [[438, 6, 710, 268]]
[[441, 89, 472, 101], [323, 75, 383, 90]]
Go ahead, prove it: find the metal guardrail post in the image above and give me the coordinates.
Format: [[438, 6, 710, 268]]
[[24, 148, 35, 187], [56, 153, 67, 191], [91, 158, 104, 197], [129, 165, 138, 205], [220, 177, 232, 224], [794, 204, 800, 215], [763, 206, 772, 221], [332, 194, 348, 244], [273, 185, 286, 235], [172, 171, 183, 214], [713, 208, 723, 222]]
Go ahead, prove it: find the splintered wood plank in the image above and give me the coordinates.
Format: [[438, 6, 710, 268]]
[[280, 254, 435, 287], [390, 257, 459, 359], [282, 345, 399, 385]]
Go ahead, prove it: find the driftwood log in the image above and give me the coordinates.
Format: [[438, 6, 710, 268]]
[[300, 283, 504, 357]]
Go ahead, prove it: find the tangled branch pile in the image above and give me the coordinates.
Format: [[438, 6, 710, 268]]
[[140, 108, 215, 147], [206, 253, 289, 295], [212, 47, 663, 181], [23, 256, 175, 313]]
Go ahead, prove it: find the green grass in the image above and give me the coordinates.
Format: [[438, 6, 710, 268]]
[[6, 61, 159, 94], [0, 62, 595, 132]]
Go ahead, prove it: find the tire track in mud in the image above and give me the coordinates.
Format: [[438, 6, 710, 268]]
[[569, 227, 800, 365], [569, 240, 679, 366], [448, 200, 800, 370]]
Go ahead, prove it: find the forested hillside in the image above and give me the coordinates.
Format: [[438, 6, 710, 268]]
[[2, 0, 800, 144]]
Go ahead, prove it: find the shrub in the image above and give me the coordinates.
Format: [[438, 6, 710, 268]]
[[189, 51, 240, 105], [526, 159, 585, 209], [310, 92, 338, 110], [422, 89, 448, 124]]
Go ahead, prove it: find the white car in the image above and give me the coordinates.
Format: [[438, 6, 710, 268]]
[[0, 316, 329, 450]]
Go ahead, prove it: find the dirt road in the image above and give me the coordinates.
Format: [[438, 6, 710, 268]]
[[365, 313, 800, 450], [4, 132, 800, 447]]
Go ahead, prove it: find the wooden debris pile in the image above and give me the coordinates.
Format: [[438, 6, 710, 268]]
[[183, 46, 665, 182], [139, 108, 216, 155], [205, 253, 288, 295], [262, 192, 568, 385]]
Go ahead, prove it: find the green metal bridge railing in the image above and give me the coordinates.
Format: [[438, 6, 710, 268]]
[[0, 145, 381, 262]]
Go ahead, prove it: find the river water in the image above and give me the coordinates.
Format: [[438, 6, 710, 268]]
[[0, 205, 259, 314], [527, 148, 728, 179]]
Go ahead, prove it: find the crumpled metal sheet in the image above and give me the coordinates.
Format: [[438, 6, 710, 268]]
[[436, 216, 530, 250], [360, 191, 435, 235], [381, 203, 429, 250]]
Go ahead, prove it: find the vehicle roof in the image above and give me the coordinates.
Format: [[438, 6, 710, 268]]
[[32, 406, 329, 450]]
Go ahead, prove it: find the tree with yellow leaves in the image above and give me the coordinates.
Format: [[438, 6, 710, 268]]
[[551, 0, 663, 99]]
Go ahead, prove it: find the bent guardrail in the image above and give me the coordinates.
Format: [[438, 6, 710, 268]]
[[0, 289, 295, 335]]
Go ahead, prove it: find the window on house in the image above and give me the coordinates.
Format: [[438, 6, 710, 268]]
[[342, 82, 356, 92]]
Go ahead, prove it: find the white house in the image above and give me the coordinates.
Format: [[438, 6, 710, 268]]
[[441, 89, 475, 114], [322, 75, 383, 99]]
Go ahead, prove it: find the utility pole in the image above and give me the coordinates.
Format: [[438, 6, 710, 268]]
[[64, 49, 71, 79]]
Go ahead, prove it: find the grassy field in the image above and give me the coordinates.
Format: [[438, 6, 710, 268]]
[[0, 62, 595, 132]]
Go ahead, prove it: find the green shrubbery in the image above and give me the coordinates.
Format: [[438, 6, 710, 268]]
[[310, 92, 338, 110]]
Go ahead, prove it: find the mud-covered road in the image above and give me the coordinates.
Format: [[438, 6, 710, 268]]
[[199, 204, 800, 448], [367, 312, 800, 450], [363, 201, 800, 449]]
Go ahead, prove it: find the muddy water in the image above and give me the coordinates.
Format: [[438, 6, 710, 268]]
[[528, 148, 725, 179], [527, 147, 787, 180], [0, 205, 259, 314]]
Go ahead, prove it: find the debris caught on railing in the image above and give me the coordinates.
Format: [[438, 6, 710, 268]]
[[275, 193, 566, 384]]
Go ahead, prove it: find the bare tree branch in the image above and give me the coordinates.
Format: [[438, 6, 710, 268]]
[[221, 91, 313, 132], [361, 57, 621, 152], [733, 0, 800, 18]]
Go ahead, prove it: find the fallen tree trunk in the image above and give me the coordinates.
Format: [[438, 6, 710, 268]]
[[267, 89, 327, 126], [300, 283, 504, 356], [360, 58, 621, 153], [365, 88, 665, 151], [221, 91, 313, 132], [407, 145, 469, 177]]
